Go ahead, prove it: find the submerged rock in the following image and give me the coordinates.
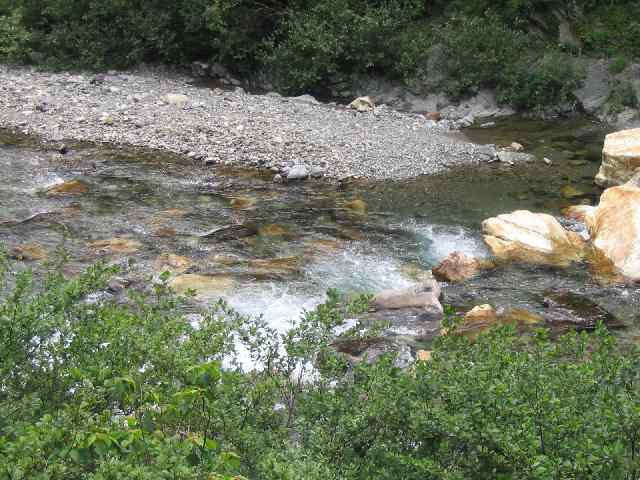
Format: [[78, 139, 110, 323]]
[[585, 185, 640, 281], [46, 179, 89, 196], [482, 210, 585, 267], [344, 199, 367, 213], [595, 128, 640, 187], [562, 205, 595, 223], [200, 224, 258, 241], [542, 291, 621, 331], [444, 304, 543, 339], [169, 274, 234, 296], [432, 251, 493, 283], [258, 224, 287, 236], [230, 197, 256, 209], [10, 243, 47, 261], [155, 253, 192, 273], [286, 165, 309, 181], [88, 237, 142, 254]]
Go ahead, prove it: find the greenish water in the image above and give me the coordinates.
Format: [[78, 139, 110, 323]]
[[1, 118, 638, 342]]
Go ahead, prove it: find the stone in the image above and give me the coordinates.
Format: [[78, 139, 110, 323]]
[[445, 305, 543, 339], [273, 174, 284, 183], [560, 185, 588, 199], [595, 128, 640, 187], [424, 112, 441, 121], [585, 185, 640, 281], [416, 350, 432, 362], [155, 253, 192, 273], [291, 94, 320, 105], [344, 199, 367, 213], [10, 243, 47, 261], [200, 224, 258, 241], [286, 165, 309, 181], [230, 197, 256, 209], [101, 115, 114, 126], [626, 171, 640, 188], [87, 237, 142, 254], [482, 210, 586, 267], [432, 251, 493, 283], [373, 280, 443, 320], [561, 205, 595, 223], [542, 291, 620, 331], [510, 142, 524, 152], [496, 151, 536, 164], [249, 256, 300, 273], [258, 224, 286, 236], [169, 274, 234, 297], [46, 179, 89, 196], [574, 60, 611, 115], [349, 96, 375, 112], [162, 93, 189, 106]]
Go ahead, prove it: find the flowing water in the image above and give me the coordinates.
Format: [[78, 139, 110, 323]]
[[1, 118, 639, 346]]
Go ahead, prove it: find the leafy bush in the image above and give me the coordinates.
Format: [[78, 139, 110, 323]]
[[1, 251, 640, 478], [606, 80, 639, 114], [0, 9, 30, 62], [263, 0, 425, 93]]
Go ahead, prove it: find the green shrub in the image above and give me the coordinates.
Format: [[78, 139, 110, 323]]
[[2, 251, 640, 478], [0, 9, 30, 62], [263, 0, 425, 93], [606, 80, 639, 114]]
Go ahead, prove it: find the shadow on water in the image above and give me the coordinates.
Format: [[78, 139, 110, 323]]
[[1, 118, 638, 341]]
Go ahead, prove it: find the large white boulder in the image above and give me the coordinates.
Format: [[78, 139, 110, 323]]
[[482, 210, 585, 267]]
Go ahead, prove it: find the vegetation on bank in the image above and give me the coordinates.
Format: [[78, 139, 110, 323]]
[[0, 0, 639, 108], [1, 252, 640, 479]]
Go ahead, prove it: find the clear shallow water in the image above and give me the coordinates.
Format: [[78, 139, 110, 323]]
[[1, 119, 639, 343]]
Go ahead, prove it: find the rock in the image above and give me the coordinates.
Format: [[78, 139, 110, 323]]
[[543, 157, 553, 166], [344, 199, 367, 213], [595, 128, 640, 187], [416, 350, 432, 362], [349, 96, 375, 112], [154, 227, 177, 237], [480, 121, 496, 128], [424, 112, 441, 121], [162, 93, 189, 106], [445, 304, 543, 339], [432, 251, 493, 283], [510, 142, 524, 152], [482, 210, 586, 267], [373, 280, 443, 321], [585, 185, 640, 281], [560, 185, 588, 199], [101, 114, 114, 126], [46, 179, 89, 196], [310, 167, 325, 178], [258, 224, 286, 236], [542, 291, 620, 331], [169, 274, 234, 297], [107, 276, 131, 293], [574, 60, 612, 114], [273, 174, 284, 183], [209, 63, 229, 78], [200, 224, 258, 241], [249, 256, 300, 273], [230, 197, 256, 209], [291, 94, 320, 105], [496, 151, 536, 164], [10, 243, 47, 261], [155, 253, 192, 273], [561, 205, 595, 223], [626, 171, 640, 188], [286, 165, 309, 181], [87, 238, 142, 254]]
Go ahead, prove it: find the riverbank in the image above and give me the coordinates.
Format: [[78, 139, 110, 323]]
[[0, 65, 498, 181]]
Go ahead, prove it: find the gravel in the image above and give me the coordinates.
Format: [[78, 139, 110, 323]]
[[0, 65, 497, 180]]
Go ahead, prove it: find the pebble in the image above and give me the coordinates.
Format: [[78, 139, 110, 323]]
[[0, 64, 497, 181]]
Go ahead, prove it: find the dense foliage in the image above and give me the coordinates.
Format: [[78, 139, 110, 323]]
[[0, 0, 639, 107], [2, 251, 640, 479]]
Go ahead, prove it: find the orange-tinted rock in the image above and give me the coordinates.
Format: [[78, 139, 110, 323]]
[[155, 253, 192, 273], [344, 199, 367, 213], [432, 252, 493, 283], [561, 205, 595, 223], [585, 185, 640, 281], [46, 179, 89, 196], [416, 350, 432, 361], [230, 197, 256, 209], [259, 224, 286, 236], [88, 237, 142, 254], [249, 256, 300, 272], [169, 274, 234, 297], [424, 112, 441, 121], [10, 243, 47, 261], [154, 227, 177, 237]]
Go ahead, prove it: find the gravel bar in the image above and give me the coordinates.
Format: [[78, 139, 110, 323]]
[[0, 65, 496, 180]]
